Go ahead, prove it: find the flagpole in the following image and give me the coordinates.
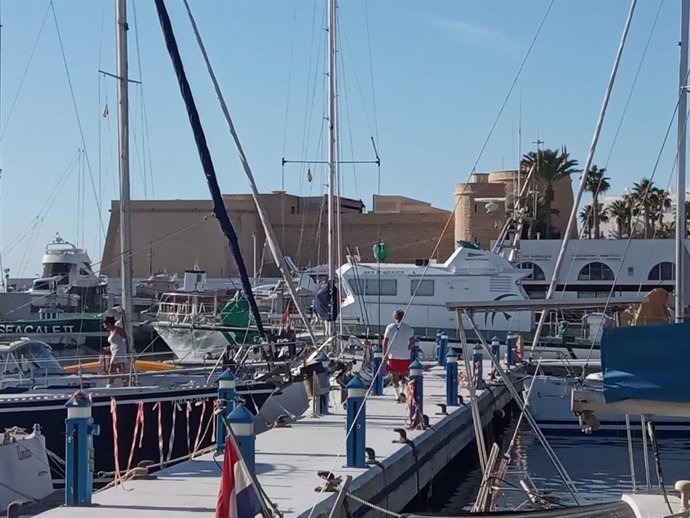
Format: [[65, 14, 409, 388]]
[[217, 413, 277, 518]]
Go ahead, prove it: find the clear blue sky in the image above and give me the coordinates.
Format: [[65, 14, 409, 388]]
[[0, 0, 683, 276]]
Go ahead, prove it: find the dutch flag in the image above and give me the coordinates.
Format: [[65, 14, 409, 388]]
[[215, 438, 266, 518]]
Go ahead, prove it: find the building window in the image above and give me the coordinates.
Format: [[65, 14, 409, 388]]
[[648, 262, 675, 281], [627, 267, 634, 276], [410, 279, 434, 296], [578, 262, 614, 281], [517, 262, 546, 281]]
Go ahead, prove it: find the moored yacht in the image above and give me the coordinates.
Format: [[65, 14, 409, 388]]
[[338, 243, 533, 339]]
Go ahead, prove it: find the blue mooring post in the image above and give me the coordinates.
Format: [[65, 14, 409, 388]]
[[473, 343, 485, 390], [216, 368, 237, 454], [65, 391, 99, 506], [445, 348, 458, 406], [372, 345, 384, 396], [438, 333, 449, 367], [346, 376, 366, 467], [318, 352, 330, 415], [506, 332, 515, 367], [490, 336, 501, 379], [410, 336, 420, 362], [491, 336, 501, 366], [409, 359, 424, 415], [229, 404, 256, 474]]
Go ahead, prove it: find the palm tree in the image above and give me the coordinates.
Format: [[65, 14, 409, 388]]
[[521, 147, 579, 238], [608, 197, 633, 238], [580, 203, 609, 239], [583, 165, 610, 238], [522, 194, 558, 239], [631, 178, 656, 238], [650, 187, 671, 230]]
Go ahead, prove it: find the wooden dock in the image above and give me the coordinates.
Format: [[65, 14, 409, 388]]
[[31, 361, 516, 518]]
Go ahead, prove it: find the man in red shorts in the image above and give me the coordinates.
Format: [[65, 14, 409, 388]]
[[383, 309, 415, 402]]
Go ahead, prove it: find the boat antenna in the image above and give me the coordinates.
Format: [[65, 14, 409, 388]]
[[115, 0, 134, 351]]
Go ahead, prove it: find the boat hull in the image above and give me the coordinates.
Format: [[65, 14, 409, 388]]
[[0, 381, 308, 475], [526, 376, 690, 434]]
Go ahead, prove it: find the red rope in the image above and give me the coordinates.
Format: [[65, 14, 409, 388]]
[[110, 398, 123, 486], [152, 401, 164, 467], [126, 401, 145, 472], [192, 400, 207, 455]]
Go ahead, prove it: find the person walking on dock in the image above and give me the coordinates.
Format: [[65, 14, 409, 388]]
[[383, 309, 415, 402]]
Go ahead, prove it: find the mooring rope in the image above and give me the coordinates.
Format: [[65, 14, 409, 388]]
[[345, 492, 404, 518]]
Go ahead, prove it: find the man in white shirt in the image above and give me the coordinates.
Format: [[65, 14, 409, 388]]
[[383, 309, 415, 402]]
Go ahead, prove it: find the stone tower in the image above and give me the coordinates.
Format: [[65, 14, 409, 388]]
[[454, 170, 577, 249]]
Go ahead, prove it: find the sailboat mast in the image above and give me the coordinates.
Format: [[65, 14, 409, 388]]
[[116, 0, 134, 348], [676, 0, 688, 323], [327, 0, 337, 286], [326, 0, 338, 335]]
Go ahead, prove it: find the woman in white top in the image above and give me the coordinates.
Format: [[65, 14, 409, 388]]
[[103, 316, 128, 387]]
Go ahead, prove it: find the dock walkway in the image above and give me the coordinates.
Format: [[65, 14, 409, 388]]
[[33, 361, 515, 518]]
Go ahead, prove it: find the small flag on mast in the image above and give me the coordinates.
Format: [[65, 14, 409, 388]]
[[306, 168, 313, 183], [103, 104, 110, 118]]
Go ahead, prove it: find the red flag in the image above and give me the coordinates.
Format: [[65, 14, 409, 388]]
[[216, 438, 264, 518], [282, 303, 291, 332]]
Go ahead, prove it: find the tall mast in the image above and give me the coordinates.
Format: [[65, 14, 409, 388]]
[[327, 0, 338, 334], [116, 0, 134, 349], [676, 0, 688, 323]]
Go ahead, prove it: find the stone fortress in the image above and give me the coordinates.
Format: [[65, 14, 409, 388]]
[[100, 171, 575, 278]]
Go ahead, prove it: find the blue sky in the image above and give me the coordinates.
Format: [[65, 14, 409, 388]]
[[0, 0, 683, 276]]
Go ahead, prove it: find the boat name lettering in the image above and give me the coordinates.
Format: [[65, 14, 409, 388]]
[[0, 324, 75, 334]]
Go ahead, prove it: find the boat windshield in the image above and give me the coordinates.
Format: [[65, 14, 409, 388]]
[[0, 342, 64, 376]]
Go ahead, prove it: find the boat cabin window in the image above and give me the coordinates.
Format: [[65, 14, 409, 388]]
[[648, 262, 675, 281], [350, 279, 397, 296], [410, 279, 434, 296], [578, 262, 614, 281], [47, 263, 71, 277], [517, 262, 545, 281]]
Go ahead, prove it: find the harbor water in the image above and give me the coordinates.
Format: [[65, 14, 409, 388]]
[[409, 420, 690, 513]]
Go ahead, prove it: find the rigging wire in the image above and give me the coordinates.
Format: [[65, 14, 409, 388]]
[[0, 2, 50, 143], [557, 0, 664, 293], [470, 0, 556, 173], [131, 0, 155, 199], [578, 72, 690, 378], [280, 0, 299, 191], [49, 1, 106, 240]]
